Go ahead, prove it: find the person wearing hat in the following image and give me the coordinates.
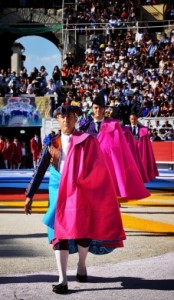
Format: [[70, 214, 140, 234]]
[[24, 105, 126, 294], [79, 90, 108, 135], [79, 92, 150, 201]]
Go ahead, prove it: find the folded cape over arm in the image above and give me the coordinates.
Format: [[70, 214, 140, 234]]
[[97, 120, 150, 200]]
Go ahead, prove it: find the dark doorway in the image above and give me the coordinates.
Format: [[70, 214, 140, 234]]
[[0, 126, 41, 168]]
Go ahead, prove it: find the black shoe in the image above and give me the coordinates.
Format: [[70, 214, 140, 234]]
[[52, 283, 68, 294], [76, 273, 87, 282]]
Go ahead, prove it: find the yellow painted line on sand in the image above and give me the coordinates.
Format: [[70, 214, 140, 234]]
[[122, 201, 174, 207], [0, 201, 47, 208], [122, 214, 174, 234], [121, 197, 174, 206], [149, 194, 174, 197], [149, 195, 174, 199]]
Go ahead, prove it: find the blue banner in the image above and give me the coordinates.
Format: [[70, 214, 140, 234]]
[[0, 95, 42, 127]]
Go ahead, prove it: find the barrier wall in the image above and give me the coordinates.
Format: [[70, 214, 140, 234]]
[[152, 142, 174, 163]]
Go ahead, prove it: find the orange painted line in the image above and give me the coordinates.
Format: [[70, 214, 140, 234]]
[[0, 193, 48, 201]]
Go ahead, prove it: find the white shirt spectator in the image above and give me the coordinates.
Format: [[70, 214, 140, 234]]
[[46, 79, 57, 95], [26, 81, 37, 95]]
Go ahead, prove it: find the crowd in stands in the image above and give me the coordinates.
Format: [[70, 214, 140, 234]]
[[0, 0, 174, 166]]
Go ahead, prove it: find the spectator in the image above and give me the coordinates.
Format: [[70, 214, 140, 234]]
[[168, 101, 174, 116], [60, 64, 69, 85], [21, 142, 27, 169], [148, 100, 160, 117], [2, 137, 14, 169], [1, 0, 174, 138], [12, 137, 22, 169], [46, 78, 58, 95], [162, 120, 173, 132], [0, 135, 5, 168], [39, 65, 48, 80], [153, 119, 162, 131], [164, 128, 174, 141], [26, 79, 37, 95], [159, 101, 169, 117], [141, 102, 150, 117], [30, 133, 42, 168], [151, 130, 162, 141], [52, 65, 62, 90]]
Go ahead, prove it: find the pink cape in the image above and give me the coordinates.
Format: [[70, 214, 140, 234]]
[[138, 127, 159, 180], [122, 127, 150, 183], [53, 133, 126, 246], [97, 120, 150, 200]]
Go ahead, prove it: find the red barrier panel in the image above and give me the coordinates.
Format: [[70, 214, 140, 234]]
[[172, 143, 174, 162], [152, 142, 174, 162]]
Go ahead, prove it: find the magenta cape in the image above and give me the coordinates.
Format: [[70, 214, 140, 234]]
[[97, 120, 150, 200], [53, 132, 126, 246], [122, 127, 149, 183], [137, 127, 159, 180]]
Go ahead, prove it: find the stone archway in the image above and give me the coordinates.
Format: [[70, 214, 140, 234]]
[[0, 7, 62, 70]]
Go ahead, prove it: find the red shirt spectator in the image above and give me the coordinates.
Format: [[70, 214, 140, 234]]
[[30, 134, 42, 168], [12, 137, 22, 169]]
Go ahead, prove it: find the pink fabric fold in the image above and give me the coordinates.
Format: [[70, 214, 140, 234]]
[[97, 120, 150, 200], [53, 133, 126, 245]]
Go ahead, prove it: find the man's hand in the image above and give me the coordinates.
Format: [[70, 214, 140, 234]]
[[25, 197, 33, 215]]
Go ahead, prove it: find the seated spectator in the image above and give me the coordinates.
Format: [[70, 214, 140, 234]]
[[70, 96, 81, 107], [148, 101, 160, 117], [39, 65, 48, 80], [85, 45, 94, 56], [151, 130, 162, 141], [154, 82, 165, 98], [18, 78, 27, 94], [162, 120, 173, 132], [164, 128, 174, 141], [60, 64, 69, 85], [149, 76, 158, 91], [127, 42, 138, 58], [158, 128, 166, 140], [26, 80, 38, 95], [141, 102, 150, 117], [158, 33, 170, 46], [105, 42, 114, 54], [154, 119, 162, 131], [146, 39, 158, 58], [46, 78, 58, 95], [159, 101, 169, 117], [168, 101, 174, 117], [39, 76, 48, 96], [8, 76, 20, 96], [52, 65, 61, 90], [20, 66, 28, 79]]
